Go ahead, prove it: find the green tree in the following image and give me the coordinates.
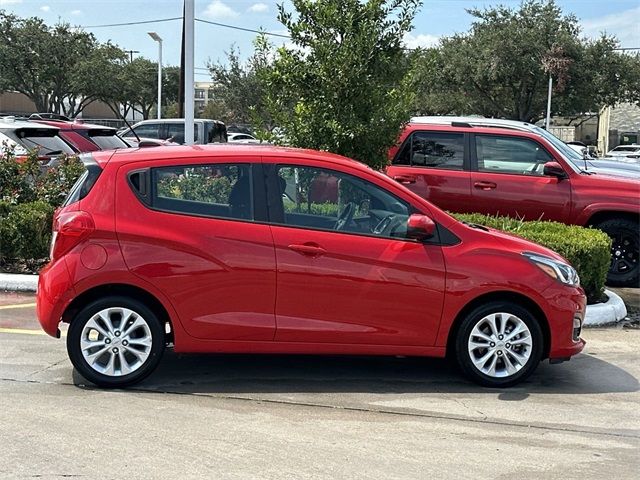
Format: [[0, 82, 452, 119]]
[[412, 0, 640, 121], [207, 42, 273, 128], [258, 0, 419, 169], [0, 12, 124, 117]]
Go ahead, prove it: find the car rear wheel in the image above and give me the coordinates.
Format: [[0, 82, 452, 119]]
[[596, 218, 639, 287], [67, 296, 165, 388], [455, 301, 543, 387]]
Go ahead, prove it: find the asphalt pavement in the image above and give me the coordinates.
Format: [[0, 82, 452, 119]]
[[0, 292, 638, 479]]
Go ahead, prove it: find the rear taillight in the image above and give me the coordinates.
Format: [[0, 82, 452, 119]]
[[50, 211, 95, 260]]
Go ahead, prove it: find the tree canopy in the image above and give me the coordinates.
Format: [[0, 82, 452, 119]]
[[411, 0, 640, 122], [257, 0, 420, 169], [0, 10, 179, 119]]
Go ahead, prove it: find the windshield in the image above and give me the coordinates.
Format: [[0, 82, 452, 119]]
[[531, 126, 584, 172]]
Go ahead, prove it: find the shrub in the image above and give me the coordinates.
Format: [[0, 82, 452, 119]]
[[0, 150, 83, 208], [0, 201, 54, 269], [452, 213, 611, 303]]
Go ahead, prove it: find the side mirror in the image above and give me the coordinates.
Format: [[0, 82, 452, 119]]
[[542, 161, 568, 180], [407, 214, 436, 240]]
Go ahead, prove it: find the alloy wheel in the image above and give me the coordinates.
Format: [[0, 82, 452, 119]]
[[80, 307, 153, 377], [467, 312, 533, 378]]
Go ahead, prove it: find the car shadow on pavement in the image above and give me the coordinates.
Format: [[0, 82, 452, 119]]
[[74, 350, 639, 396]]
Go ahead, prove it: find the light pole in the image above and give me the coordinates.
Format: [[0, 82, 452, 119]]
[[545, 74, 552, 130], [148, 32, 163, 120]]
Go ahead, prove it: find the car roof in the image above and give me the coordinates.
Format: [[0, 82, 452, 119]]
[[131, 118, 224, 125], [410, 115, 539, 133], [96, 144, 370, 172], [32, 119, 117, 132], [0, 117, 59, 131]]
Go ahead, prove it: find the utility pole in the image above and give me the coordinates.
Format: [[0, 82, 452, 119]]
[[178, 3, 185, 118], [125, 50, 140, 62], [184, 0, 195, 145]]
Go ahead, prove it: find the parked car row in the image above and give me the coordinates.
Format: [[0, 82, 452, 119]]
[[0, 115, 233, 159]]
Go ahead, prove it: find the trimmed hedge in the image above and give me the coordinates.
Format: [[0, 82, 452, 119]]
[[0, 201, 54, 269], [452, 212, 611, 303]]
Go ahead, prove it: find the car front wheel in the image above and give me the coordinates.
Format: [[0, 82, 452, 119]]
[[67, 296, 165, 388], [596, 217, 639, 287], [455, 301, 543, 387]]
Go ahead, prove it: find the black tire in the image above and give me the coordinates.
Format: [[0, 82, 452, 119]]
[[595, 218, 639, 287], [67, 296, 165, 388], [455, 301, 544, 388]]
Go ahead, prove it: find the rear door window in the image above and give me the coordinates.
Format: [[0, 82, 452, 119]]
[[150, 163, 252, 220], [131, 123, 161, 139], [394, 132, 465, 170]]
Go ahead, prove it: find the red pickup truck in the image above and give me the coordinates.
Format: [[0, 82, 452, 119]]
[[386, 117, 640, 287]]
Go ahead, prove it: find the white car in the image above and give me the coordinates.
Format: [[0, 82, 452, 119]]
[[228, 132, 260, 143], [606, 145, 640, 158]]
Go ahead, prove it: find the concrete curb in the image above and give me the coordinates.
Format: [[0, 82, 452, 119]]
[[0, 273, 630, 326], [0, 273, 38, 292], [583, 289, 628, 327]]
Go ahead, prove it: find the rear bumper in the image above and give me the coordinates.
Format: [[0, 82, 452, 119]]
[[544, 285, 587, 360], [36, 259, 75, 338]]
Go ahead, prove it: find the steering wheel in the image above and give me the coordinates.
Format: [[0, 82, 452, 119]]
[[373, 214, 398, 236], [335, 202, 356, 231]]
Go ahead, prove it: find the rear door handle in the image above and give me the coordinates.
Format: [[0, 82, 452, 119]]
[[392, 175, 417, 185], [474, 181, 497, 190], [288, 243, 327, 257]]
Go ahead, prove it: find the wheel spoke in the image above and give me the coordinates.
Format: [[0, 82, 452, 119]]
[[122, 316, 145, 337], [128, 336, 152, 349], [506, 348, 528, 365], [117, 350, 131, 375], [509, 334, 532, 348], [502, 352, 517, 375]]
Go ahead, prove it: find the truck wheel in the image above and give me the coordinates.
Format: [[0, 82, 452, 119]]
[[596, 218, 639, 287]]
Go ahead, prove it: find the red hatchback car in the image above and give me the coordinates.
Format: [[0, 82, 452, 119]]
[[37, 145, 586, 388]]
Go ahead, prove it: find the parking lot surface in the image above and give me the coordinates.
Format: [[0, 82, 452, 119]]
[[1, 293, 638, 479]]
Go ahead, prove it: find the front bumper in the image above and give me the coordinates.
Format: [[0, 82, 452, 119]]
[[36, 259, 75, 338], [543, 284, 587, 360]]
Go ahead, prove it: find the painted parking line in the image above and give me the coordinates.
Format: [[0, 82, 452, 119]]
[[0, 302, 37, 310], [0, 327, 45, 335], [0, 327, 66, 336]]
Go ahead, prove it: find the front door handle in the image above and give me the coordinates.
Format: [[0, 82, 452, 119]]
[[392, 175, 417, 185], [288, 243, 327, 257], [474, 181, 497, 190]]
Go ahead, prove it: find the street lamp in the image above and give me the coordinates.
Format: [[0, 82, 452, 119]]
[[148, 32, 163, 119]]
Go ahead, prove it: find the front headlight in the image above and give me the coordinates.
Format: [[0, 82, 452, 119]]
[[523, 252, 580, 287]]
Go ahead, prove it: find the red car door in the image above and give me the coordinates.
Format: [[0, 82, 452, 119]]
[[116, 157, 276, 341], [469, 133, 572, 222], [265, 161, 446, 346], [386, 129, 472, 213]]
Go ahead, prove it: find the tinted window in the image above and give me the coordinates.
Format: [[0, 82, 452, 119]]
[[206, 122, 228, 143], [397, 132, 464, 170], [165, 123, 199, 144], [131, 124, 161, 139], [87, 131, 129, 150], [151, 164, 252, 220], [4, 128, 74, 155], [476, 135, 552, 175], [270, 166, 411, 239]]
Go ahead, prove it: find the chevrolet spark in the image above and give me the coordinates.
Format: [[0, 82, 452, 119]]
[[37, 145, 586, 388]]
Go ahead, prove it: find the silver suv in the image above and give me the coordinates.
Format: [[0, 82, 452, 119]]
[[118, 118, 227, 146]]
